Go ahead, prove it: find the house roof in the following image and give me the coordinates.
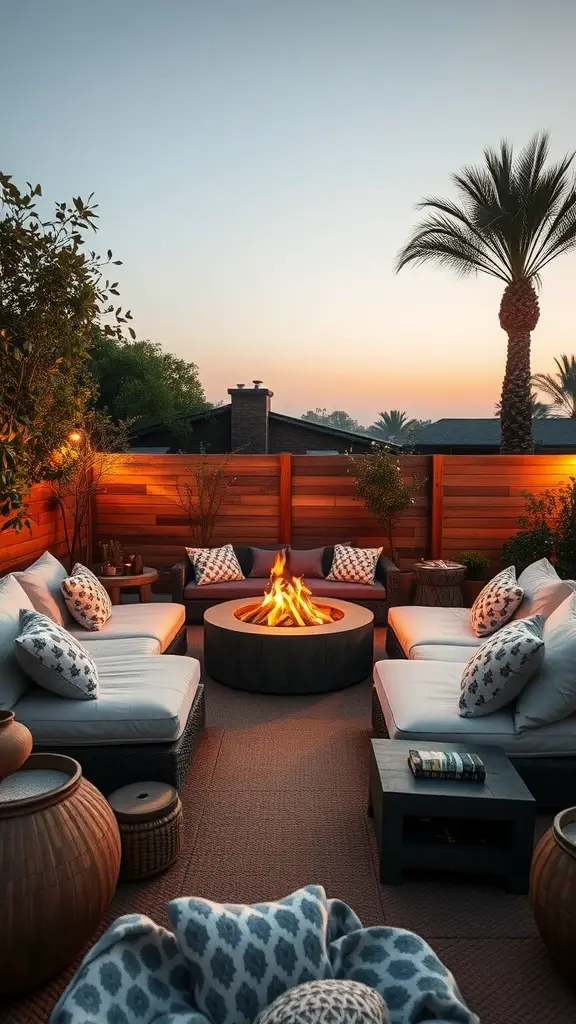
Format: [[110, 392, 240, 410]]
[[415, 418, 576, 448]]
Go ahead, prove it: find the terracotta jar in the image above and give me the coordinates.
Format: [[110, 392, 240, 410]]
[[530, 807, 576, 985], [0, 753, 121, 996], [0, 710, 33, 781]]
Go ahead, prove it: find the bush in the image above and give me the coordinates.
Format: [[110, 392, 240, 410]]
[[457, 550, 492, 579], [501, 478, 576, 577]]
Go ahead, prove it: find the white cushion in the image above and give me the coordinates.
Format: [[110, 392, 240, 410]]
[[459, 615, 544, 718], [61, 563, 112, 631], [513, 558, 575, 621], [373, 659, 576, 757], [68, 602, 185, 652], [14, 655, 201, 745], [470, 566, 524, 637], [411, 644, 478, 663], [0, 575, 35, 709], [84, 637, 161, 659], [515, 593, 576, 732], [388, 605, 481, 657], [14, 610, 99, 700], [21, 551, 71, 626]]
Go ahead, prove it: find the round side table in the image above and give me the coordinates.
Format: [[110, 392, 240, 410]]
[[413, 563, 465, 607], [108, 780, 183, 882], [96, 567, 159, 606]]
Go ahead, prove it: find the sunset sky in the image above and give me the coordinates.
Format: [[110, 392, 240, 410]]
[[3, 0, 575, 426]]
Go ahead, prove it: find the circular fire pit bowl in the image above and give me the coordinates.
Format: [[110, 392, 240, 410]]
[[203, 598, 374, 695]]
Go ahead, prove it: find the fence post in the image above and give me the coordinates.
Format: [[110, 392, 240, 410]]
[[430, 454, 444, 559], [279, 453, 292, 544]]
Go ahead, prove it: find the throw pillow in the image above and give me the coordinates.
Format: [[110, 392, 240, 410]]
[[459, 615, 545, 718], [186, 543, 245, 585], [0, 575, 35, 709], [255, 980, 389, 1024], [14, 568, 68, 627], [470, 566, 524, 637], [249, 547, 286, 578], [168, 885, 330, 1024], [513, 557, 575, 621], [19, 550, 71, 626], [61, 563, 112, 631], [327, 544, 383, 585], [14, 609, 99, 700], [287, 546, 325, 580], [515, 593, 576, 731]]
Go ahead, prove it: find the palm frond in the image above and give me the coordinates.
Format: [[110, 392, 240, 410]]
[[533, 354, 576, 415]]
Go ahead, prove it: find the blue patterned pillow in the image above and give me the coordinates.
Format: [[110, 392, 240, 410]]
[[168, 886, 330, 1024]]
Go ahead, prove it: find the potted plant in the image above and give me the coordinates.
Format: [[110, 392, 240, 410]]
[[458, 550, 492, 607], [349, 445, 424, 567]]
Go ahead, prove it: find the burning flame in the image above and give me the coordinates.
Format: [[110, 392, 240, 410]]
[[235, 551, 342, 627]]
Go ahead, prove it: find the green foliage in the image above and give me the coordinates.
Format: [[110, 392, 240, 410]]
[[301, 408, 365, 433], [533, 354, 576, 417], [494, 392, 549, 418], [368, 410, 431, 444], [501, 478, 576, 577], [349, 446, 424, 565], [89, 331, 209, 444], [171, 451, 235, 547], [0, 172, 131, 530], [457, 550, 492, 579]]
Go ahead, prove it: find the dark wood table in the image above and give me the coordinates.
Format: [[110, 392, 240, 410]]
[[369, 739, 536, 893], [96, 567, 159, 606]]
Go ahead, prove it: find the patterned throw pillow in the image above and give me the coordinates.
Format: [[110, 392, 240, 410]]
[[14, 609, 99, 700], [326, 545, 383, 585], [470, 566, 524, 637], [61, 563, 112, 631], [255, 979, 389, 1024], [186, 543, 245, 586], [459, 614, 544, 718]]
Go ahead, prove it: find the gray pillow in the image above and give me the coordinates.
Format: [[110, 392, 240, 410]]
[[14, 609, 99, 700], [515, 593, 576, 731], [459, 615, 544, 718], [0, 575, 35, 709], [20, 550, 71, 625], [513, 558, 575, 621]]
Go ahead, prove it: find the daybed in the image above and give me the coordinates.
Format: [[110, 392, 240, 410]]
[[173, 545, 400, 625], [1, 552, 204, 794], [373, 562, 576, 806]]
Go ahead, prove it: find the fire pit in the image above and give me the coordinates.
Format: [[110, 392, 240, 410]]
[[203, 553, 373, 695]]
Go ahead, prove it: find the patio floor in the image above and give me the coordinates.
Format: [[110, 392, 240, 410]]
[[3, 626, 575, 1024]]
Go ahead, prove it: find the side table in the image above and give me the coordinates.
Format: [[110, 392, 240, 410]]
[[108, 780, 183, 881], [413, 562, 465, 607], [97, 567, 159, 606]]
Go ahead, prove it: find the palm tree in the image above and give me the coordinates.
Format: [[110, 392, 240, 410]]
[[533, 354, 576, 417], [396, 134, 576, 453], [370, 410, 422, 444], [494, 391, 550, 419]]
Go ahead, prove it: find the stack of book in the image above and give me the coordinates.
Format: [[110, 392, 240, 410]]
[[408, 749, 486, 783]]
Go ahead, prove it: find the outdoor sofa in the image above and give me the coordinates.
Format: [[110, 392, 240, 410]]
[[373, 562, 576, 806], [1, 552, 204, 794], [173, 544, 400, 625]]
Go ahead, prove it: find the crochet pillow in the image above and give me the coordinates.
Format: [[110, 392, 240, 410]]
[[470, 566, 523, 637], [255, 979, 389, 1024], [459, 614, 544, 717], [168, 886, 330, 1024], [14, 609, 99, 700], [186, 544, 245, 586], [61, 563, 112, 631], [327, 545, 383, 585]]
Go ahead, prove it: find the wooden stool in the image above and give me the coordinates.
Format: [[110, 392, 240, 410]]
[[108, 781, 183, 882]]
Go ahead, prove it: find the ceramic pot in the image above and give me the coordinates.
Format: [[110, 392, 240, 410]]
[[531, 807, 576, 985], [0, 710, 33, 782]]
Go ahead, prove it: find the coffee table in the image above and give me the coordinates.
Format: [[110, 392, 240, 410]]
[[368, 739, 536, 893], [96, 567, 159, 606]]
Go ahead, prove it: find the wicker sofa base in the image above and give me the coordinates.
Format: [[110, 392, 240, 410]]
[[164, 624, 188, 655], [33, 684, 205, 796], [184, 597, 389, 626], [371, 685, 576, 810], [385, 625, 407, 659]]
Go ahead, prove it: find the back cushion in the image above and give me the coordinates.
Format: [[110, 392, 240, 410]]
[[513, 558, 574, 621], [0, 575, 35, 708], [20, 551, 70, 626]]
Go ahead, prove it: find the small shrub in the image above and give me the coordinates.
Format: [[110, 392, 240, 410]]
[[458, 550, 492, 579], [501, 477, 576, 577]]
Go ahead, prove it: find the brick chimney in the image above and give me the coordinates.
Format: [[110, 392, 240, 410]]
[[228, 380, 274, 453]]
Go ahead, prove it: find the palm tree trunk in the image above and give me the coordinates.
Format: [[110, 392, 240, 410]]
[[498, 280, 539, 454]]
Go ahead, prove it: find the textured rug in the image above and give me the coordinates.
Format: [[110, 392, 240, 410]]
[[2, 627, 575, 1024]]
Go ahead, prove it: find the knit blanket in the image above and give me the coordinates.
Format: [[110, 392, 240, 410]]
[[51, 885, 479, 1024]]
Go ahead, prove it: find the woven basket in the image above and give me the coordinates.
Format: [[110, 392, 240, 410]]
[[530, 806, 576, 984], [109, 782, 183, 882]]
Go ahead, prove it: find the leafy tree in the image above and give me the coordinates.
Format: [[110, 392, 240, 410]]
[[533, 354, 576, 417], [349, 446, 424, 566], [0, 173, 131, 530], [396, 134, 576, 453], [89, 332, 209, 442], [301, 408, 365, 433], [369, 410, 431, 444], [494, 392, 549, 418]]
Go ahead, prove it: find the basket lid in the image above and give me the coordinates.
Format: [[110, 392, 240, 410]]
[[108, 781, 178, 822]]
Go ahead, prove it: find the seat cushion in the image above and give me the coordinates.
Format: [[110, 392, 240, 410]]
[[0, 575, 35, 709], [68, 602, 185, 652], [411, 644, 480, 663], [303, 578, 386, 601], [388, 605, 481, 657], [83, 637, 161, 659], [14, 655, 201, 745], [373, 659, 576, 757]]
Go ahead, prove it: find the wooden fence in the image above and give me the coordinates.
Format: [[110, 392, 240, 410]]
[[2, 453, 576, 578]]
